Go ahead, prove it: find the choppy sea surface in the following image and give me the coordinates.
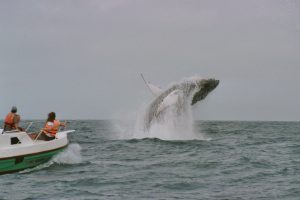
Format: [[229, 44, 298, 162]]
[[1, 120, 300, 200]]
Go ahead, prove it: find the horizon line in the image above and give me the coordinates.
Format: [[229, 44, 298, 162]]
[[13, 119, 300, 123]]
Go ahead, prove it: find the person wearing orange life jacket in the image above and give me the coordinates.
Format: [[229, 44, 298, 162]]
[[39, 112, 66, 141], [3, 106, 23, 132]]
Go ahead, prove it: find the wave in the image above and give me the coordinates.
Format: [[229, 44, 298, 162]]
[[19, 143, 82, 174]]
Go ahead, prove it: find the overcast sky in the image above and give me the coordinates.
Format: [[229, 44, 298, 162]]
[[0, 0, 299, 121]]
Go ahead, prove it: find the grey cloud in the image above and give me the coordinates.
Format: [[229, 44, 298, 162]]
[[0, 0, 299, 121]]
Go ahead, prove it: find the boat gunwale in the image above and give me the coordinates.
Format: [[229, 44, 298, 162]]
[[0, 143, 68, 161]]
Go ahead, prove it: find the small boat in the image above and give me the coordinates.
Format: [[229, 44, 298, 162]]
[[0, 129, 75, 175]]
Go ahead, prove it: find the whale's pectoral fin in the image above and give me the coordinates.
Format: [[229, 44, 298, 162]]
[[141, 73, 163, 96], [156, 90, 180, 115], [147, 83, 163, 96]]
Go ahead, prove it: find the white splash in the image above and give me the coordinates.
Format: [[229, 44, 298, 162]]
[[133, 89, 203, 140], [19, 143, 82, 174], [52, 143, 82, 164]]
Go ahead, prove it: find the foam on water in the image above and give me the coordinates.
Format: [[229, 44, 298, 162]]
[[20, 143, 82, 174], [52, 143, 82, 164]]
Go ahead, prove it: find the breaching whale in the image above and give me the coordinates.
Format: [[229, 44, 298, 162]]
[[141, 75, 219, 130]]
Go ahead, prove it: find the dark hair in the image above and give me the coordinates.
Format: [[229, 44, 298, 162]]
[[11, 106, 17, 113], [47, 112, 56, 122]]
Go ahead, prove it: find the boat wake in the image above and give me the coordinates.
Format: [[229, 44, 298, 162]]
[[20, 143, 82, 174], [52, 143, 82, 164]]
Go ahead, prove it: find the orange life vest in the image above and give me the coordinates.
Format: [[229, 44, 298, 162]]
[[43, 120, 60, 136], [4, 113, 15, 127]]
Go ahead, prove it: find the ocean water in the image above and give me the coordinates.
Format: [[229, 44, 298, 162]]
[[1, 120, 300, 200]]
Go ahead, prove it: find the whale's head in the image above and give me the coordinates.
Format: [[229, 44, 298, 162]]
[[191, 78, 219, 105]]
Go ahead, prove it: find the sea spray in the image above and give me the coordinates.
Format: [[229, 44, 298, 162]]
[[133, 81, 202, 140], [19, 144, 82, 174], [53, 143, 82, 164]]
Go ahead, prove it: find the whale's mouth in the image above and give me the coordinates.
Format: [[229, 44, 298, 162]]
[[191, 79, 219, 105]]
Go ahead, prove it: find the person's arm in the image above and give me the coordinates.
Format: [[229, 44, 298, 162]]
[[14, 115, 20, 130], [59, 121, 67, 127]]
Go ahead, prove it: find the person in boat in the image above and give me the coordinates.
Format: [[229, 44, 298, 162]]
[[38, 112, 66, 141], [3, 106, 24, 132]]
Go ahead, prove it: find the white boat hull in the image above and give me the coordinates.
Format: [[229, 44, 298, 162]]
[[0, 130, 75, 174]]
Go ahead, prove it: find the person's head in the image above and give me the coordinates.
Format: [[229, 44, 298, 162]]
[[47, 112, 56, 122], [11, 106, 17, 113]]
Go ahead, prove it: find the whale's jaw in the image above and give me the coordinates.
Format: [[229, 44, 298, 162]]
[[191, 79, 219, 105]]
